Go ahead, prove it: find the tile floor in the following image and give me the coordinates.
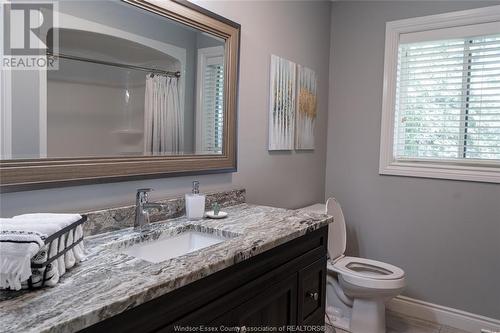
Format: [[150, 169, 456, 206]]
[[327, 311, 471, 333]]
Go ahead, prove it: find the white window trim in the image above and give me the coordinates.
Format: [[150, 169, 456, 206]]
[[379, 5, 500, 184], [195, 46, 224, 154]]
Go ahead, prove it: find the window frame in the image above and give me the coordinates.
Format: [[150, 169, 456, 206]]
[[195, 45, 225, 154], [379, 5, 500, 184]]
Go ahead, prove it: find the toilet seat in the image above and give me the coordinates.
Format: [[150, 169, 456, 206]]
[[334, 256, 405, 280], [328, 256, 406, 290]]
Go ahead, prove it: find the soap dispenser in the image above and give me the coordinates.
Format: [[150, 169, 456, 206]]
[[185, 181, 206, 219]]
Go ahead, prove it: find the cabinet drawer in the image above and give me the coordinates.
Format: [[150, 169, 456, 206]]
[[298, 257, 327, 323]]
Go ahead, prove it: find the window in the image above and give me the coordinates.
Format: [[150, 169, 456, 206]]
[[196, 46, 225, 154], [380, 6, 500, 183], [202, 62, 224, 153]]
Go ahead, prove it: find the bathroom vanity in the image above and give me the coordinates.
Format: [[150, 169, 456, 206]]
[[0, 203, 332, 333]]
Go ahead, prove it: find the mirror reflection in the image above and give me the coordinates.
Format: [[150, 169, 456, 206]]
[[3, 0, 225, 159]]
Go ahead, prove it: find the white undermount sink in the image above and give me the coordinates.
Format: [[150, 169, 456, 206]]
[[121, 230, 231, 263]]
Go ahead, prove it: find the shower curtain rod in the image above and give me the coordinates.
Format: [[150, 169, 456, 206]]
[[46, 50, 181, 78]]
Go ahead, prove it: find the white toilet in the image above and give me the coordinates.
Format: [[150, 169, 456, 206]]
[[301, 198, 406, 333]]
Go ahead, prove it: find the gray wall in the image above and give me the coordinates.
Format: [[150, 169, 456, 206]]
[[11, 71, 41, 158], [327, 1, 500, 319], [1, 1, 330, 218]]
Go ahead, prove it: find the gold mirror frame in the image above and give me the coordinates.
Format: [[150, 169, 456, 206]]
[[0, 0, 240, 192]]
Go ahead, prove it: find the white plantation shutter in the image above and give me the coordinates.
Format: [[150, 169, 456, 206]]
[[202, 62, 224, 153], [395, 34, 500, 163], [196, 46, 224, 155]]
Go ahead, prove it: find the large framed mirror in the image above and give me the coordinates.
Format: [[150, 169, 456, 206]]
[[0, 0, 239, 192]]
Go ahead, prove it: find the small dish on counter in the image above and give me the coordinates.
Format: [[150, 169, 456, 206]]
[[205, 211, 228, 219]]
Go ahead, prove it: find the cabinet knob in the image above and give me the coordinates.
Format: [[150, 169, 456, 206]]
[[307, 291, 319, 301]]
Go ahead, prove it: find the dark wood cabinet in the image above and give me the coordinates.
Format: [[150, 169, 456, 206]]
[[231, 274, 298, 329], [298, 258, 327, 325], [81, 227, 328, 333]]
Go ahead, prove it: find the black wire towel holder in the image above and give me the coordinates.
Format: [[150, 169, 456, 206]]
[[27, 215, 87, 289]]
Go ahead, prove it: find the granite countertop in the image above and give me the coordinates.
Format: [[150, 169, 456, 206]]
[[0, 204, 332, 333]]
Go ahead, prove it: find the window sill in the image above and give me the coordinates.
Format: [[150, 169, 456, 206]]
[[379, 160, 500, 184]]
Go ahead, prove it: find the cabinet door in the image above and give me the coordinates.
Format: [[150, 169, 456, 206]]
[[232, 274, 298, 330], [298, 257, 327, 325]]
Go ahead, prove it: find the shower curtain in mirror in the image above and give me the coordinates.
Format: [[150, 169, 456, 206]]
[[144, 75, 183, 154]]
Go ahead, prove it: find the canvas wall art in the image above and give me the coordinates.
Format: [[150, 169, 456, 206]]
[[268, 55, 297, 150], [295, 66, 317, 150]]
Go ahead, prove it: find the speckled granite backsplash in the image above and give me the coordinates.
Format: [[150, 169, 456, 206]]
[[83, 188, 245, 236]]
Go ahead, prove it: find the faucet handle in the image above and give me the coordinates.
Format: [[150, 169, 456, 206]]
[[136, 188, 153, 203]]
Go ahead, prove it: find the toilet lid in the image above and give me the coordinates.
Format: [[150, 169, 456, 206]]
[[326, 198, 347, 260], [333, 256, 405, 280]]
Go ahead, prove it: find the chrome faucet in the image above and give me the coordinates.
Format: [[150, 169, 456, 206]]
[[134, 188, 165, 228]]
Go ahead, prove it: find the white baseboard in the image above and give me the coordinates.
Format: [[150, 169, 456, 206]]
[[387, 295, 500, 333]]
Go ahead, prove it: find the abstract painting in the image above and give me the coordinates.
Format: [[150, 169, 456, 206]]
[[295, 65, 317, 150], [268, 55, 296, 150]]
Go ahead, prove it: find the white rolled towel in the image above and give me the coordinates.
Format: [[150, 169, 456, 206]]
[[57, 234, 66, 276], [21, 242, 60, 288], [21, 262, 60, 288], [43, 241, 60, 286], [72, 225, 85, 262], [64, 230, 76, 269]]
